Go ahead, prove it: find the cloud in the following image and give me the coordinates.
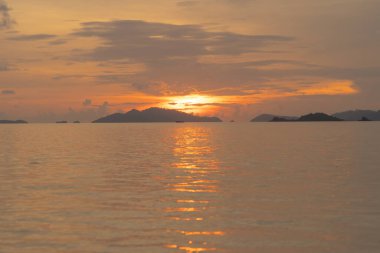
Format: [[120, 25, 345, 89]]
[[8, 34, 57, 41], [83, 98, 92, 106], [70, 20, 297, 94], [295, 80, 358, 96], [48, 39, 68, 45], [131, 81, 196, 96], [1, 89, 15, 95], [0, 1, 378, 122], [0, 0, 14, 29], [177, 0, 253, 8], [72, 20, 293, 63], [34, 101, 111, 123], [131, 81, 171, 96], [177, 1, 199, 7], [69, 19, 367, 99], [71, 21, 376, 102], [0, 62, 9, 71]]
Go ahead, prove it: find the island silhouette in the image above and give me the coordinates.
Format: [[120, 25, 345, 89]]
[[271, 113, 343, 122], [251, 114, 298, 122], [332, 110, 380, 121], [359, 117, 371, 121], [1, 109, 378, 124], [93, 107, 222, 123], [252, 109, 380, 122], [0, 120, 28, 124]]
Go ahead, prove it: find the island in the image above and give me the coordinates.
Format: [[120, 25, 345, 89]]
[[359, 117, 371, 121], [271, 116, 293, 122], [0, 120, 28, 124], [251, 114, 298, 122], [297, 113, 343, 121], [252, 109, 380, 122], [93, 107, 222, 123], [333, 110, 380, 121], [271, 113, 343, 122], [56, 121, 68, 124]]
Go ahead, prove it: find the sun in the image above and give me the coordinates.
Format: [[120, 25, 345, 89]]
[[164, 94, 218, 114], [172, 95, 210, 106]]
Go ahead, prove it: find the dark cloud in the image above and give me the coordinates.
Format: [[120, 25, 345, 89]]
[[70, 20, 296, 94], [0, 0, 14, 29], [63, 15, 379, 99], [177, 1, 199, 7], [48, 39, 68, 45], [177, 0, 253, 7], [64, 19, 377, 113], [244, 60, 320, 68], [245, 65, 380, 82], [131, 81, 170, 96], [0, 112, 8, 119], [8, 34, 57, 41], [72, 20, 293, 62], [52, 74, 89, 80], [83, 99, 92, 106], [1, 89, 15, 95], [0, 62, 9, 71]]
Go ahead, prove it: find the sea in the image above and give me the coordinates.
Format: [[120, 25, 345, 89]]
[[0, 122, 379, 253]]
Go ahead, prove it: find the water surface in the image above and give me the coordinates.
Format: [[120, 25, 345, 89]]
[[1, 123, 380, 253]]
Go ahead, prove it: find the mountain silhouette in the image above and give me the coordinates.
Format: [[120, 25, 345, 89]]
[[271, 116, 294, 122], [0, 120, 28, 124], [93, 107, 222, 123], [359, 117, 371, 121], [333, 110, 380, 121], [269, 113, 343, 122], [297, 113, 343, 121], [251, 114, 298, 122]]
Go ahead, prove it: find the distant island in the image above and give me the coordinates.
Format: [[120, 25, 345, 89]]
[[271, 113, 343, 122], [93, 107, 222, 123], [251, 114, 298, 122], [0, 120, 28, 124], [332, 110, 380, 121], [56, 121, 68, 124], [359, 117, 371, 121], [252, 109, 380, 122]]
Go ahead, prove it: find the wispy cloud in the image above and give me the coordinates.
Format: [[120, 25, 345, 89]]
[[72, 20, 293, 62], [83, 98, 92, 106], [0, 0, 14, 29], [0, 62, 9, 71], [1, 89, 15, 95], [8, 34, 57, 41], [177, 1, 199, 7], [48, 39, 68, 45], [70, 20, 296, 95]]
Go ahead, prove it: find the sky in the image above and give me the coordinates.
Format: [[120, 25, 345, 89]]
[[0, 0, 379, 122]]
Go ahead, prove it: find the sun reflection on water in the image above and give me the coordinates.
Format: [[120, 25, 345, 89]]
[[164, 126, 224, 253]]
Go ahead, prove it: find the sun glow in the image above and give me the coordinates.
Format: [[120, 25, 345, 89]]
[[164, 94, 219, 114]]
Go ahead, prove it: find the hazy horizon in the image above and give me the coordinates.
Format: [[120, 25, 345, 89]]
[[3, 107, 380, 123]]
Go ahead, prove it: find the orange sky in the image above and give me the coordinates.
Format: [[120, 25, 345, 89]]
[[0, 0, 379, 122]]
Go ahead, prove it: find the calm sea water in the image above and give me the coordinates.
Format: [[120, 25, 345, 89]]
[[1, 123, 380, 253]]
